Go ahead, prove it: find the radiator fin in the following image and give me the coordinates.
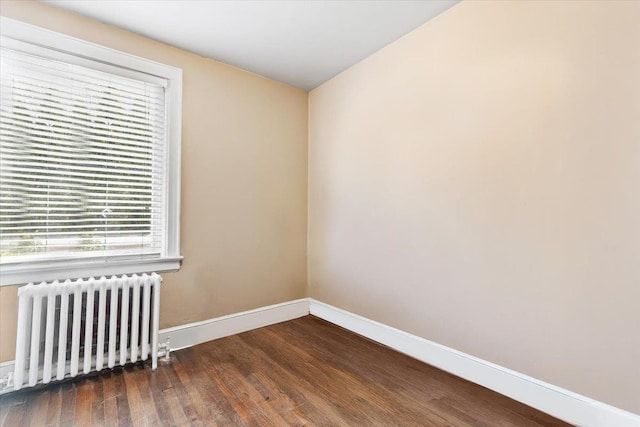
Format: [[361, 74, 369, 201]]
[[13, 273, 161, 391]]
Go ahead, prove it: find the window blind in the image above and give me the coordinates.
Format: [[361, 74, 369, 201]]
[[0, 46, 168, 264]]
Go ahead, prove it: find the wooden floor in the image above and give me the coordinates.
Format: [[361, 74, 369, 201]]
[[0, 316, 570, 426]]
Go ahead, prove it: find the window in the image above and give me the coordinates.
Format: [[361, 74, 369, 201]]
[[0, 18, 182, 285]]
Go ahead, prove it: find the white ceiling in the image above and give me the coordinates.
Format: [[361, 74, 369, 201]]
[[43, 0, 459, 90]]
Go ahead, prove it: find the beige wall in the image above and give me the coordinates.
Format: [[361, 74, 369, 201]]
[[1, 0, 638, 415], [309, 0, 640, 414], [0, 1, 308, 362]]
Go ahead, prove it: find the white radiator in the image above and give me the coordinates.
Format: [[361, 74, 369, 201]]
[[13, 273, 162, 391]]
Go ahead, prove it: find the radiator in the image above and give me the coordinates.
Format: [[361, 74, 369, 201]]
[[13, 273, 162, 391]]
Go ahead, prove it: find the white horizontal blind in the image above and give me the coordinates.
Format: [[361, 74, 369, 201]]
[[0, 47, 167, 264]]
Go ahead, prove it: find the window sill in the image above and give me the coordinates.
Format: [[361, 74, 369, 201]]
[[0, 256, 183, 287]]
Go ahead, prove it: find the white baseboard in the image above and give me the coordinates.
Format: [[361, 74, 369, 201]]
[[159, 298, 310, 351], [309, 299, 640, 427]]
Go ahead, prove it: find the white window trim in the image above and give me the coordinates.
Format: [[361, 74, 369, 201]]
[[0, 17, 183, 286]]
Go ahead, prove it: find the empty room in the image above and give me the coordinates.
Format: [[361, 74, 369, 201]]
[[0, 0, 638, 426]]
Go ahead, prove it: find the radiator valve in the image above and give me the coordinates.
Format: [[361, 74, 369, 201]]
[[158, 337, 171, 362], [0, 372, 13, 390]]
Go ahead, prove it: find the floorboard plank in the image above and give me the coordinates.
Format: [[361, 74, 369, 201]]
[[0, 316, 571, 426]]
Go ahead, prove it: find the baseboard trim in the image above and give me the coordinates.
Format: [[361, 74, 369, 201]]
[[159, 298, 310, 351], [309, 298, 639, 427]]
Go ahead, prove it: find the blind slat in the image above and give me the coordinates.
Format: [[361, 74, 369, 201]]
[[0, 76, 165, 106], [0, 46, 167, 263], [1, 158, 154, 177], [2, 87, 166, 125], [1, 108, 163, 140], [2, 49, 166, 95], [1, 135, 162, 162]]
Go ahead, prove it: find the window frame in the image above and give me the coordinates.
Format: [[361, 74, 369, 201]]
[[0, 17, 182, 286]]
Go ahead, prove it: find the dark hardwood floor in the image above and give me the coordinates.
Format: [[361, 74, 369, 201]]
[[0, 316, 571, 426]]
